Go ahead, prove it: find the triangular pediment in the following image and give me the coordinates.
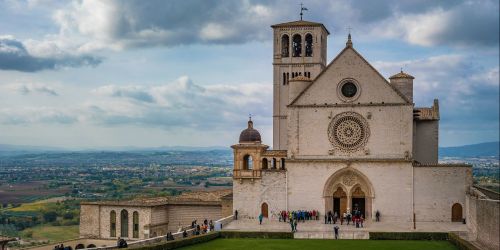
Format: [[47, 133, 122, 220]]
[[290, 46, 409, 106]]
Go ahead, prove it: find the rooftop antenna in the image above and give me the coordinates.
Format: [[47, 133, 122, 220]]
[[300, 3, 308, 21]]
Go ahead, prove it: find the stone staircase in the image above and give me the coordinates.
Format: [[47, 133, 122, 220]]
[[294, 230, 369, 239]]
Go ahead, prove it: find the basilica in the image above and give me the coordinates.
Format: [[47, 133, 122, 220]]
[[231, 19, 472, 224]]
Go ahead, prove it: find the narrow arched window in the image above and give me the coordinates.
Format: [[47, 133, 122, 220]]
[[133, 211, 139, 238], [110, 210, 116, 237], [120, 209, 129, 237], [286, 72, 289, 84], [292, 34, 302, 57], [281, 158, 285, 170], [283, 73, 286, 85], [305, 34, 313, 57], [272, 158, 277, 169], [281, 35, 289, 57], [243, 155, 253, 170], [262, 158, 268, 170]]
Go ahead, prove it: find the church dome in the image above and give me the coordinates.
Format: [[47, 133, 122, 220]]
[[239, 118, 261, 143]]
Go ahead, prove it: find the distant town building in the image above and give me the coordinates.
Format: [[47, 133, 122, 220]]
[[79, 190, 232, 239]]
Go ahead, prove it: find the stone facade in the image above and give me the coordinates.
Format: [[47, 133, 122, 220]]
[[79, 190, 232, 239], [231, 19, 473, 226]]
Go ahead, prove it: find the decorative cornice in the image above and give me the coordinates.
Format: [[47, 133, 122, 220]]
[[287, 158, 412, 163], [288, 103, 413, 108]]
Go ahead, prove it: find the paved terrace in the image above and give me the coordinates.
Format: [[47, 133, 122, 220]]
[[224, 218, 468, 239]]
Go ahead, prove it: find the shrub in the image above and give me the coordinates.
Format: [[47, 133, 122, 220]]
[[369, 232, 448, 240], [132, 232, 220, 250], [448, 233, 480, 250], [220, 231, 294, 239], [43, 211, 57, 222]]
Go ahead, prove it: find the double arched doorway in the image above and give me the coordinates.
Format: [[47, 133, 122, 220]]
[[323, 168, 374, 219]]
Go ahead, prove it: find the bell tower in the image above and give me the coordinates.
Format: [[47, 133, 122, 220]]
[[271, 20, 329, 150]]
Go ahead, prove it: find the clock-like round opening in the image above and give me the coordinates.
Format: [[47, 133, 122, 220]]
[[341, 82, 357, 98]]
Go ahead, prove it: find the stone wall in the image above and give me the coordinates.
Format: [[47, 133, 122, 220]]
[[287, 161, 413, 222], [414, 165, 472, 222], [413, 120, 438, 164], [466, 191, 500, 250], [287, 105, 413, 159], [220, 196, 233, 218], [166, 204, 222, 232], [98, 206, 152, 240], [80, 204, 100, 238], [232, 171, 287, 219]]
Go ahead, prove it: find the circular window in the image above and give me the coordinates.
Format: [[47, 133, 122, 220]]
[[328, 112, 370, 152], [337, 79, 361, 102], [341, 82, 357, 98]]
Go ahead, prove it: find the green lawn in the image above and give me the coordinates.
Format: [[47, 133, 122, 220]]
[[179, 238, 457, 250], [22, 225, 79, 242]]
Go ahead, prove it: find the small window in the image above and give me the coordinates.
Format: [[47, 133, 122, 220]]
[[243, 155, 253, 170], [281, 35, 290, 57], [292, 34, 302, 57], [133, 211, 139, 238], [110, 210, 116, 237], [305, 34, 313, 57], [120, 210, 129, 237]]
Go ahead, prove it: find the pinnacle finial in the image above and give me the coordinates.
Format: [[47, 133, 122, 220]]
[[248, 114, 253, 128], [346, 26, 353, 47], [346, 33, 353, 47], [300, 3, 308, 21]]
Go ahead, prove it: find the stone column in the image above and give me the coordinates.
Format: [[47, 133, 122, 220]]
[[346, 194, 351, 213]]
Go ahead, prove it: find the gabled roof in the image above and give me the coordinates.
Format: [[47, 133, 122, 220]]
[[289, 45, 411, 106], [271, 20, 330, 34]]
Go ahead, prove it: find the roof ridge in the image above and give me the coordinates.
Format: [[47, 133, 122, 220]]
[[289, 46, 411, 106]]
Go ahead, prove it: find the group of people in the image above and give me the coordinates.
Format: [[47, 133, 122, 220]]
[[189, 219, 215, 235], [278, 210, 320, 223], [324, 209, 366, 228], [53, 244, 72, 250]]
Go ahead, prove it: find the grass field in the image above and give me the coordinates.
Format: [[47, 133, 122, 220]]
[[179, 238, 458, 250], [23, 225, 79, 242]]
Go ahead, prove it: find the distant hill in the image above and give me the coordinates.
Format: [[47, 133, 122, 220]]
[[439, 142, 499, 158]]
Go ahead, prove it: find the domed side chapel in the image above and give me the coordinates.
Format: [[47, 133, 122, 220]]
[[231, 19, 472, 224]]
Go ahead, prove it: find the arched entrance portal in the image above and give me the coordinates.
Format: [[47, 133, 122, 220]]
[[261, 202, 269, 218], [323, 168, 374, 220], [332, 187, 347, 216], [351, 186, 366, 217], [451, 203, 462, 222]]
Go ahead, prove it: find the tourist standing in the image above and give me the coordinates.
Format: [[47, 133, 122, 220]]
[[294, 218, 298, 232], [235, 210, 238, 220], [376, 210, 380, 222], [334, 225, 340, 240], [259, 213, 263, 225]]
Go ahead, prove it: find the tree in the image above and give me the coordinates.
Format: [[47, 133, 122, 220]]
[[43, 211, 57, 222], [63, 212, 74, 220]]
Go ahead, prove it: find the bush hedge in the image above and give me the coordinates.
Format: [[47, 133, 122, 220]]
[[448, 233, 480, 250], [131, 232, 220, 250], [369, 232, 449, 240], [220, 231, 294, 239]]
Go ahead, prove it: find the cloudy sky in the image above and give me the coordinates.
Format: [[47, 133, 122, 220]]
[[0, 0, 498, 149]]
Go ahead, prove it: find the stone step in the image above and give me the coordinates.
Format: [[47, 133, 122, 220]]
[[294, 231, 369, 239]]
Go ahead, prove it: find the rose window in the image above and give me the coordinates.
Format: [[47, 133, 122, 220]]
[[328, 112, 370, 152]]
